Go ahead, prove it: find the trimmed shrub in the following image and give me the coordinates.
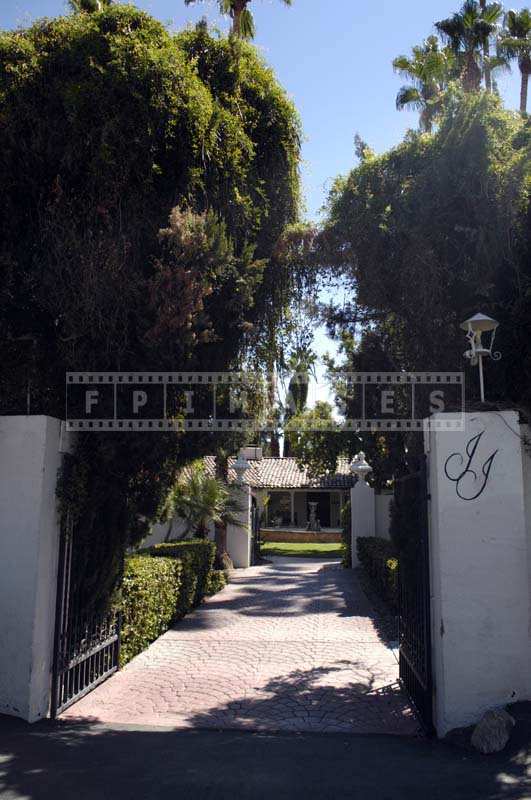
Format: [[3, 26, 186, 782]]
[[144, 539, 216, 615], [356, 536, 398, 609], [205, 569, 227, 596], [119, 540, 224, 666], [119, 555, 182, 666]]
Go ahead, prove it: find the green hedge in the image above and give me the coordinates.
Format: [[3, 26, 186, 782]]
[[119, 555, 182, 666], [356, 536, 399, 609], [145, 539, 216, 612], [205, 569, 227, 596], [119, 539, 218, 666]]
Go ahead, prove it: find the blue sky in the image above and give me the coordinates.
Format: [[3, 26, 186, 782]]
[[3, 0, 527, 220], [2, 0, 528, 404]]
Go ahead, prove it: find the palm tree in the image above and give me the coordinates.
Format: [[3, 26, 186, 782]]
[[436, 0, 504, 92], [283, 346, 316, 456], [184, 0, 293, 40], [479, 0, 494, 90], [393, 36, 455, 132], [498, 9, 531, 113], [168, 462, 244, 540], [69, 0, 112, 11]]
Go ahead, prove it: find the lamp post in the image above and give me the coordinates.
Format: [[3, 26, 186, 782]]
[[349, 452, 372, 483], [460, 313, 501, 403]]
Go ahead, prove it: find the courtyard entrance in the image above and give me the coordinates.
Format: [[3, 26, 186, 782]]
[[62, 557, 418, 735]]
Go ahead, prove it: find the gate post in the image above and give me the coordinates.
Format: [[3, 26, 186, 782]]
[[426, 410, 531, 737], [226, 482, 252, 568], [350, 475, 375, 566], [0, 416, 73, 722]]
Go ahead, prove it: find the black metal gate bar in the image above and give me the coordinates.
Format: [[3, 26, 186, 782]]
[[396, 455, 434, 735], [250, 504, 262, 565], [51, 514, 120, 719]]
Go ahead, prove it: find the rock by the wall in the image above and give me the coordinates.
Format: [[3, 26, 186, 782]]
[[471, 709, 515, 754]]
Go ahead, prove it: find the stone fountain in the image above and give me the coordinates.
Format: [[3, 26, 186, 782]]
[[306, 501, 321, 532]]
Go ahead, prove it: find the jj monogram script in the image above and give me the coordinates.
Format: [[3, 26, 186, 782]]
[[444, 431, 498, 501]]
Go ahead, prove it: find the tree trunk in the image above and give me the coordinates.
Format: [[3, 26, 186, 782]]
[[231, 0, 247, 37], [164, 517, 174, 542], [463, 52, 481, 92], [196, 522, 209, 539], [521, 70, 529, 115], [483, 46, 491, 93], [479, 0, 492, 92]]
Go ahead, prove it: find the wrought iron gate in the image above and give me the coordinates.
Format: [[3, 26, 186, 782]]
[[395, 455, 434, 734], [250, 504, 262, 565], [51, 513, 120, 718]]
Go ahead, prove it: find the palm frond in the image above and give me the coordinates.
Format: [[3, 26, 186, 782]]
[[239, 7, 256, 39], [483, 2, 504, 25], [396, 85, 422, 111], [392, 55, 412, 75]]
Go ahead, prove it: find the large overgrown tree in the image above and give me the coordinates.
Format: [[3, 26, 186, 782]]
[[315, 92, 530, 486], [0, 7, 301, 601]]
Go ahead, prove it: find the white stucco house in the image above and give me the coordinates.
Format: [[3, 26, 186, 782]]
[[226, 447, 353, 533], [143, 446, 354, 547]]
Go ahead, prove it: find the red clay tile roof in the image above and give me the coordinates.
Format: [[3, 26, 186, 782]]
[[199, 456, 353, 489]]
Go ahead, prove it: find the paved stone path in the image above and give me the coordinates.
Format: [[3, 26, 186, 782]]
[[62, 558, 419, 735]]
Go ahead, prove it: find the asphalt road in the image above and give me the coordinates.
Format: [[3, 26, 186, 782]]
[[0, 713, 530, 800]]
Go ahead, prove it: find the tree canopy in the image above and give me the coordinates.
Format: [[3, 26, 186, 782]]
[[314, 92, 531, 484], [0, 6, 302, 592]]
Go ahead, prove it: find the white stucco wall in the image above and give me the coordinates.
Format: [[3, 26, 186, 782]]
[[141, 518, 214, 548], [375, 493, 392, 540], [427, 410, 531, 737], [0, 416, 72, 722], [350, 479, 375, 566], [521, 424, 531, 698]]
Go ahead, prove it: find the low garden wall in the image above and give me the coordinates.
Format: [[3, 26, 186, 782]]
[[261, 529, 342, 543]]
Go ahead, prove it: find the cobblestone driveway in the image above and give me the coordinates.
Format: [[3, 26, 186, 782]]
[[62, 558, 419, 735]]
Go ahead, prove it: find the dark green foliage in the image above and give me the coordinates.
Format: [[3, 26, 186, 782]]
[[205, 569, 228, 595], [145, 539, 216, 610], [389, 496, 418, 558], [0, 7, 300, 405], [119, 555, 182, 665], [318, 93, 531, 487], [0, 7, 301, 604], [356, 537, 399, 609]]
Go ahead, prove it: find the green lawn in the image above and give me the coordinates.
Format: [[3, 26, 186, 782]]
[[260, 542, 343, 558]]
